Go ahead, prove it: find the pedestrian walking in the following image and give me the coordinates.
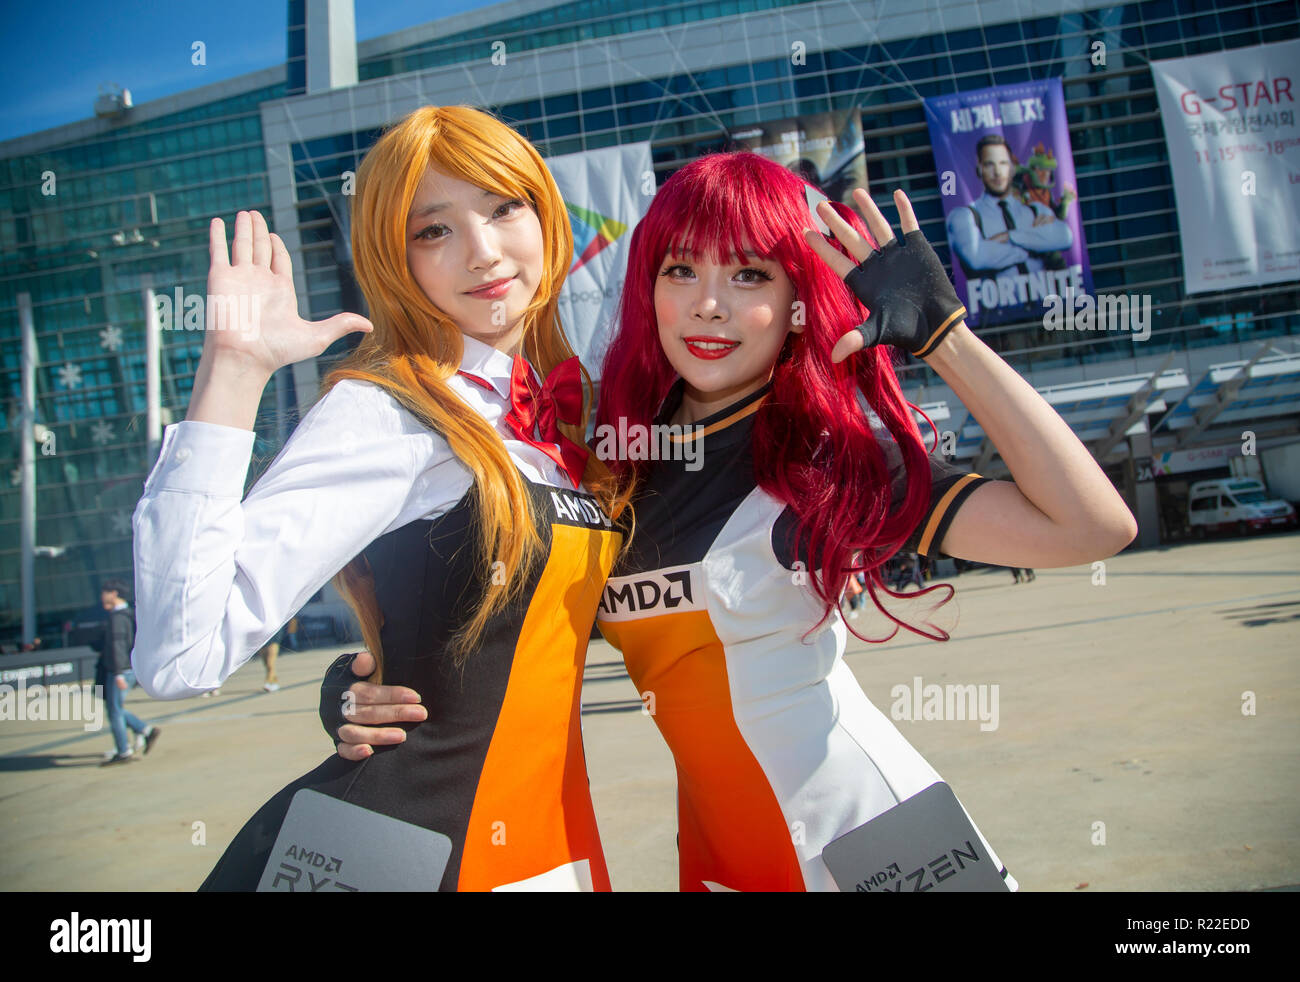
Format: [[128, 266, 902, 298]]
[[98, 579, 159, 766]]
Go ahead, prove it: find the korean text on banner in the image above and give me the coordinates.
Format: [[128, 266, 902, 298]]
[[1151, 39, 1300, 294], [924, 78, 1093, 329]]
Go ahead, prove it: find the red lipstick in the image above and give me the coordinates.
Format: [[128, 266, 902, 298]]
[[683, 336, 740, 360]]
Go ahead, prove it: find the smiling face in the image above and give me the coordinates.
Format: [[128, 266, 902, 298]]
[[977, 142, 1014, 198], [654, 243, 800, 421], [405, 166, 545, 352]]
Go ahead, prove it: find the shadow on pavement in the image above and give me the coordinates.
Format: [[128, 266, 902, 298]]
[[1218, 600, 1300, 628], [0, 752, 131, 771]]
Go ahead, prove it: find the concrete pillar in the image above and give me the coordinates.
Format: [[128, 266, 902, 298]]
[[306, 0, 357, 94], [1128, 430, 1161, 548]]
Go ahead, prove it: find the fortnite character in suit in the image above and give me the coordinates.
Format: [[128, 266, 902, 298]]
[[947, 134, 1073, 288]]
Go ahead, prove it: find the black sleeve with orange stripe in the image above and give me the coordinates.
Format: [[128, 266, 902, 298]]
[[897, 455, 990, 558]]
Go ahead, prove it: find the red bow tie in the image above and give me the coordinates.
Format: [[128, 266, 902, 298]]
[[458, 355, 589, 488]]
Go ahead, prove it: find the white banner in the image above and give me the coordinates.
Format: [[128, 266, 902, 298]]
[[1152, 443, 1242, 477], [546, 142, 652, 374], [1152, 40, 1300, 294]]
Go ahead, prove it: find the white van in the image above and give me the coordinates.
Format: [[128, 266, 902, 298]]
[[1187, 478, 1297, 537]]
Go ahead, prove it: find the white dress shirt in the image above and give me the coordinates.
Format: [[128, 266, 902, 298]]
[[131, 335, 573, 700], [947, 190, 1074, 279]]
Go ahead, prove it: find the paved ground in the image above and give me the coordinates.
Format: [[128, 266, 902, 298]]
[[2, 532, 1297, 891]]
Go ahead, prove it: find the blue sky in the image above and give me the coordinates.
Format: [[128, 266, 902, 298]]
[[0, 0, 502, 143]]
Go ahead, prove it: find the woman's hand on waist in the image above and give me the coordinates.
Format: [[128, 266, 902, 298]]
[[331, 650, 427, 762]]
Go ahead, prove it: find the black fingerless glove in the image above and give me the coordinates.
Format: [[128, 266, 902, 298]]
[[318, 652, 364, 745], [843, 230, 967, 357]]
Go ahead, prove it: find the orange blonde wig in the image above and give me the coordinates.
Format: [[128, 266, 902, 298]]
[[321, 105, 617, 675]]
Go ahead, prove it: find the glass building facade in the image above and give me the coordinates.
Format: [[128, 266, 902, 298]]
[[2, 0, 1298, 639], [1, 79, 289, 634]]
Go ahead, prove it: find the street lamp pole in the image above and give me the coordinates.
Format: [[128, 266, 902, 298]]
[[143, 275, 161, 465], [18, 292, 38, 644]]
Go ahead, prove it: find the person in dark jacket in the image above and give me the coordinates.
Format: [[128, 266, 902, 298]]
[[98, 578, 159, 766]]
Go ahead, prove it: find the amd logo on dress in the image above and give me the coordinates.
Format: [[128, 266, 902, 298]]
[[597, 565, 703, 622], [548, 489, 612, 529]]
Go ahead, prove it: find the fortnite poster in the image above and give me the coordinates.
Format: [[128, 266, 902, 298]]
[[923, 78, 1093, 328]]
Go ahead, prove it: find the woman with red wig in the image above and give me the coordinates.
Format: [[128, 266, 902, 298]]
[[329, 151, 1136, 891]]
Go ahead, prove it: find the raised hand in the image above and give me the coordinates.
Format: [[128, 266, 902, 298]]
[[802, 189, 967, 363], [204, 210, 373, 378]]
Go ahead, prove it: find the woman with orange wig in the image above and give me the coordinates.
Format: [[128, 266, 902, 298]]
[[130, 105, 624, 891]]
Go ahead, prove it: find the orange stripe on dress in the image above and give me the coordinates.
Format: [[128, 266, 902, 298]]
[[604, 610, 805, 891], [915, 472, 982, 556], [457, 524, 621, 891], [666, 397, 766, 443]]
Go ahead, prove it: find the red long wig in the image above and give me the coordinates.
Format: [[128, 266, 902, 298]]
[[597, 151, 953, 641]]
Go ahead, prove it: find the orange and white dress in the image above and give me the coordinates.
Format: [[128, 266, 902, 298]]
[[597, 381, 1017, 892], [134, 336, 620, 891]]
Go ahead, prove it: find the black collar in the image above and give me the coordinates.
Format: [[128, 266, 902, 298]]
[[654, 378, 773, 429]]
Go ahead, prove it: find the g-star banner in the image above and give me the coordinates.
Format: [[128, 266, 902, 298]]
[[1151, 444, 1242, 477], [547, 142, 652, 371], [1151, 39, 1300, 294], [924, 79, 1092, 328]]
